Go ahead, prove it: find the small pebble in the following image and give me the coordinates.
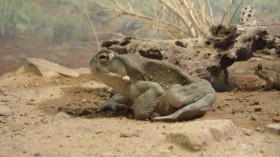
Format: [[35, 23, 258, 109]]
[[81, 98, 88, 103], [254, 107, 262, 112], [0, 105, 14, 117], [24, 122, 30, 125], [231, 109, 239, 114], [26, 101, 36, 106], [0, 119, 6, 124], [250, 101, 260, 106], [95, 131, 103, 134], [41, 118, 49, 124], [251, 115, 257, 121], [242, 128, 253, 136], [119, 133, 132, 138], [256, 127, 263, 132], [272, 116, 280, 122]]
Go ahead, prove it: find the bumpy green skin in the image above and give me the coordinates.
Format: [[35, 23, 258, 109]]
[[90, 50, 216, 121], [255, 64, 280, 91]]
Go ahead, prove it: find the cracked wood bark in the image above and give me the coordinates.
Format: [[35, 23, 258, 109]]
[[101, 25, 279, 92]]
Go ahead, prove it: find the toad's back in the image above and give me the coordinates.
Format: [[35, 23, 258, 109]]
[[142, 61, 194, 88]]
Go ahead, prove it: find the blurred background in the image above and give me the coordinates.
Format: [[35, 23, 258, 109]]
[[0, 0, 279, 75]]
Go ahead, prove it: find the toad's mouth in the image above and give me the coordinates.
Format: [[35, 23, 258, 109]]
[[91, 67, 130, 82]]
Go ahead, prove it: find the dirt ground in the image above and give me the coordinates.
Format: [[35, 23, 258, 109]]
[[0, 58, 279, 157]]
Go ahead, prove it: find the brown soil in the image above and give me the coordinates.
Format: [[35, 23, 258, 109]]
[[0, 58, 279, 157]]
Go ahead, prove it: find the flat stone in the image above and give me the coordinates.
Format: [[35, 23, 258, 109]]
[[166, 119, 236, 151], [0, 105, 14, 117], [52, 112, 70, 121], [16, 58, 80, 78], [264, 124, 280, 135]]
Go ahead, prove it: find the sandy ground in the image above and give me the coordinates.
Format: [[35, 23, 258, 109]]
[[0, 58, 279, 157]]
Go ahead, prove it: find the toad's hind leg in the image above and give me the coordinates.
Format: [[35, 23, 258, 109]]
[[130, 81, 165, 120], [151, 93, 216, 122]]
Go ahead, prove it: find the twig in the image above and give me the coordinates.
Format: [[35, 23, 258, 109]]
[[206, 0, 214, 25], [229, 0, 246, 25], [84, 0, 100, 50], [220, 0, 237, 25]]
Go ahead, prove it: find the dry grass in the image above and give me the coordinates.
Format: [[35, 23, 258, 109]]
[[90, 0, 216, 39], [83, 0, 100, 50], [88, 0, 279, 40]]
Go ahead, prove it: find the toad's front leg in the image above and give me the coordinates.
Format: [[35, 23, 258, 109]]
[[97, 93, 133, 112], [263, 79, 274, 91]]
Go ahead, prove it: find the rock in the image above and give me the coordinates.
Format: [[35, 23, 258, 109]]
[[242, 128, 253, 136], [81, 98, 88, 103], [119, 133, 134, 138], [26, 101, 36, 106], [0, 105, 14, 117], [119, 130, 142, 138], [24, 122, 30, 125], [272, 116, 280, 122], [251, 115, 257, 121], [52, 112, 70, 121], [41, 118, 49, 124], [166, 119, 236, 151], [95, 131, 103, 134], [254, 107, 262, 112], [16, 58, 80, 78], [256, 127, 263, 132], [264, 124, 280, 135], [250, 101, 260, 106]]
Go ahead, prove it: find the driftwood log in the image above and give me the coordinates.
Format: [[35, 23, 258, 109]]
[[101, 25, 280, 92]]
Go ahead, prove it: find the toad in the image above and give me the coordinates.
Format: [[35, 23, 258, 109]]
[[90, 50, 216, 121], [255, 64, 280, 90]]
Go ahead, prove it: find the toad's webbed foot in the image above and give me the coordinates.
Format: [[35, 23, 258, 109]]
[[96, 93, 132, 113], [97, 102, 129, 112]]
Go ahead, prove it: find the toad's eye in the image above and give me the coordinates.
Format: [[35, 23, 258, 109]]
[[99, 53, 109, 63], [257, 64, 263, 70]]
